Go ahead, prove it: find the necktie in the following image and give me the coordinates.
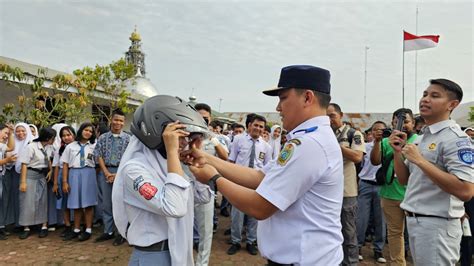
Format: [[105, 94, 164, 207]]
[[248, 139, 256, 168], [80, 144, 86, 167], [40, 147, 49, 168]]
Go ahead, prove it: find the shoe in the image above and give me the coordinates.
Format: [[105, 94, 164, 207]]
[[38, 229, 48, 238], [374, 251, 386, 263], [60, 226, 72, 237], [113, 235, 125, 246], [227, 243, 241, 255], [224, 228, 231, 235], [246, 242, 258, 255], [193, 241, 199, 251], [0, 229, 8, 240], [19, 230, 31, 240], [358, 247, 363, 261], [220, 208, 230, 217], [213, 224, 218, 234], [63, 231, 79, 241], [48, 226, 56, 232], [95, 233, 114, 242], [78, 232, 91, 241]]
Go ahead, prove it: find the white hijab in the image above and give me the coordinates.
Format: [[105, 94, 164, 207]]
[[28, 124, 38, 140], [13, 122, 34, 173], [269, 124, 282, 159], [112, 137, 194, 266]]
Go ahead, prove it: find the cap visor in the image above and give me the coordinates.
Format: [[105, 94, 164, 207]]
[[262, 87, 287, 96]]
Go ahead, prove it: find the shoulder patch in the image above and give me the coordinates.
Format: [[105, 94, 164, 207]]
[[458, 148, 473, 165], [277, 143, 295, 166], [353, 135, 362, 145], [133, 175, 144, 191], [288, 139, 301, 146], [456, 139, 471, 148], [139, 182, 158, 200]]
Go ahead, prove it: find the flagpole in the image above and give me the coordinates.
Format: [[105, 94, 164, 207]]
[[402, 31, 405, 108], [414, 5, 419, 109]]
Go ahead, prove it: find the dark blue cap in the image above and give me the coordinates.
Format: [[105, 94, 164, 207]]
[[262, 65, 331, 96]]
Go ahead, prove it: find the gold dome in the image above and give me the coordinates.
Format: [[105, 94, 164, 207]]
[[130, 27, 141, 41]]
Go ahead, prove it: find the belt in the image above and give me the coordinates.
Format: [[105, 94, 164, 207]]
[[267, 260, 293, 266], [405, 211, 457, 220], [134, 240, 169, 252], [105, 165, 118, 168], [27, 167, 48, 174], [361, 179, 378, 186]]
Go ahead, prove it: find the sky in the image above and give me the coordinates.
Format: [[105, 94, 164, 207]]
[[0, 0, 472, 113]]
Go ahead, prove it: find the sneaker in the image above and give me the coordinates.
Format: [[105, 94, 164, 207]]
[[38, 229, 48, 238], [227, 243, 241, 255], [113, 235, 125, 246], [60, 226, 72, 237], [374, 251, 386, 263], [95, 233, 114, 242], [19, 230, 31, 240], [78, 232, 91, 241], [246, 242, 258, 255], [358, 247, 363, 261], [63, 231, 79, 241]]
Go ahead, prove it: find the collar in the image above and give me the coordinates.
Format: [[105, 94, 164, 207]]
[[108, 131, 125, 138], [335, 124, 347, 134], [246, 133, 260, 142], [287, 116, 328, 140], [425, 120, 456, 135]]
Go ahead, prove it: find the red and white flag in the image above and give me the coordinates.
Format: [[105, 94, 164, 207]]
[[403, 31, 440, 52]]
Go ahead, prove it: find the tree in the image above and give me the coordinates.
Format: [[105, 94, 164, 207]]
[[469, 106, 474, 124], [0, 58, 137, 127]]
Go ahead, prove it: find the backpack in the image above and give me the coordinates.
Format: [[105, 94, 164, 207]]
[[375, 143, 395, 186]]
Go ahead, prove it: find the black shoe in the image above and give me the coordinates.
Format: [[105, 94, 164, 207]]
[[227, 243, 241, 255], [0, 229, 8, 240], [78, 232, 91, 241], [19, 230, 31, 240], [246, 242, 258, 255], [374, 251, 386, 263], [63, 231, 79, 241], [38, 229, 48, 238], [95, 233, 114, 242], [193, 241, 199, 251], [213, 224, 218, 234], [220, 208, 230, 217], [60, 226, 72, 237], [224, 228, 231, 235], [113, 235, 125, 246]]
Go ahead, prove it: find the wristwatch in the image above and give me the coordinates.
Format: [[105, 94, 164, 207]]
[[208, 174, 222, 187]]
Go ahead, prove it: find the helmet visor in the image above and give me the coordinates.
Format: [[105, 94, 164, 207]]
[[184, 124, 212, 139]]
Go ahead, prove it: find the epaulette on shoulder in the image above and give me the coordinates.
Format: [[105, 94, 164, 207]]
[[449, 125, 467, 138]]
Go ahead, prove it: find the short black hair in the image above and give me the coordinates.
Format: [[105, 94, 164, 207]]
[[393, 108, 414, 120], [112, 108, 125, 117], [315, 92, 331, 108], [210, 120, 223, 129], [194, 103, 212, 114], [328, 103, 342, 114], [414, 115, 425, 126], [430, 78, 463, 102], [0, 123, 7, 131], [371, 120, 387, 128], [245, 113, 257, 129], [248, 114, 266, 126], [233, 123, 245, 130], [34, 127, 56, 143], [76, 122, 96, 144]]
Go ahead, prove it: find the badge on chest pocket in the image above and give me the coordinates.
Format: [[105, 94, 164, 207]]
[[259, 152, 265, 161], [87, 153, 93, 160]]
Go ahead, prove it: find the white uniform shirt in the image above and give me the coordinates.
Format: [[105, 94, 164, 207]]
[[229, 134, 272, 169], [0, 143, 7, 173], [60, 141, 96, 168], [19, 141, 53, 169], [256, 116, 344, 265], [358, 142, 381, 181], [112, 137, 212, 266]]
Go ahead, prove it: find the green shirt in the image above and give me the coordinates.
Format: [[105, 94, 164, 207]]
[[379, 134, 418, 201]]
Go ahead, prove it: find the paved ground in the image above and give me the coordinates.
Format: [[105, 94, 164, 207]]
[[0, 212, 413, 265]]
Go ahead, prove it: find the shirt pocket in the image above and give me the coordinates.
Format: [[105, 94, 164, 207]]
[[422, 149, 438, 164]]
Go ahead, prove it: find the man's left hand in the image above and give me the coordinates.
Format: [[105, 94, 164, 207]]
[[189, 164, 218, 184], [402, 144, 424, 165]]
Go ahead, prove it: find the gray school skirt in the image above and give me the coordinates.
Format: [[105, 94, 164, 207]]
[[19, 170, 47, 226]]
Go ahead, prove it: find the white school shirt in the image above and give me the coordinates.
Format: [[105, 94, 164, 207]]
[[256, 116, 344, 265], [229, 134, 272, 169], [112, 137, 212, 266], [358, 141, 381, 182], [60, 141, 96, 168], [0, 143, 7, 173], [19, 141, 52, 169]]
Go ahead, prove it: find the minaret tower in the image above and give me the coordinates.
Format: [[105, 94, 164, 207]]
[[125, 26, 146, 77]]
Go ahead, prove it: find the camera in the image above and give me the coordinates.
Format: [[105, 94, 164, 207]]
[[382, 112, 407, 139], [382, 128, 392, 138]]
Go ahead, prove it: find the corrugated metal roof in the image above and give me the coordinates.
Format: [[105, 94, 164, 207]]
[[0, 56, 68, 80]]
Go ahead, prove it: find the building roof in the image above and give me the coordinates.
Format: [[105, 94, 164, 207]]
[[0, 56, 68, 80]]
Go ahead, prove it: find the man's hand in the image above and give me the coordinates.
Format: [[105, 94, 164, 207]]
[[389, 130, 407, 152], [189, 164, 219, 184], [402, 144, 424, 165], [180, 143, 208, 167], [106, 173, 116, 183], [20, 182, 27, 192], [373, 128, 384, 142]]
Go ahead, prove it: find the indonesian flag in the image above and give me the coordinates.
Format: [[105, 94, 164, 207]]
[[403, 31, 440, 52]]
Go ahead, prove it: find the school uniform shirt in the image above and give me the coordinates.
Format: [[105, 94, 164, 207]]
[[229, 134, 272, 169], [256, 116, 344, 265], [401, 120, 474, 218], [335, 124, 366, 197], [19, 141, 53, 169], [93, 131, 130, 167], [60, 141, 96, 168], [358, 142, 381, 182], [112, 137, 212, 266]]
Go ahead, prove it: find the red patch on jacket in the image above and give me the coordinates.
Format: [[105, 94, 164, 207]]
[[138, 182, 158, 200]]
